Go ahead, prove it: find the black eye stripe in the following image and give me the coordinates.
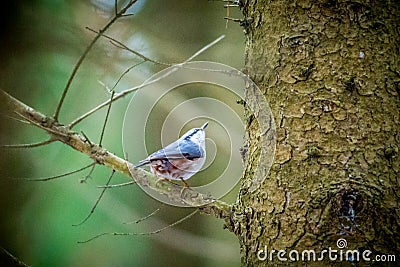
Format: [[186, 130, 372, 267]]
[[184, 129, 200, 140]]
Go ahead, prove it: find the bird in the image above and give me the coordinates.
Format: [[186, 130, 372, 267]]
[[135, 122, 208, 186]]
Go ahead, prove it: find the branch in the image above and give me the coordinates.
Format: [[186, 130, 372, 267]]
[[1, 138, 55, 149], [24, 163, 95, 181], [78, 209, 199, 243], [86, 27, 169, 66], [73, 170, 115, 226], [53, 0, 138, 121], [1, 90, 232, 221], [68, 34, 225, 128], [0, 247, 30, 267]]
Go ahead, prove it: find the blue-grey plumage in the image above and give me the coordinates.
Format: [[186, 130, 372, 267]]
[[135, 122, 208, 181]]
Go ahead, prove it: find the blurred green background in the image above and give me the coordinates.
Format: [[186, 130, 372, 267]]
[[0, 0, 244, 266]]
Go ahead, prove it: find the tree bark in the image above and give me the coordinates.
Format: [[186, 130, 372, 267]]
[[235, 0, 400, 265]]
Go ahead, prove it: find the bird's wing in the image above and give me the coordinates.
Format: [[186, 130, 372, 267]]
[[134, 159, 150, 167], [148, 140, 204, 161]]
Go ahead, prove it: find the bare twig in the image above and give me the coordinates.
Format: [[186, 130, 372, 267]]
[[1, 113, 30, 124], [99, 90, 115, 146], [123, 205, 163, 224], [97, 180, 136, 188], [0, 247, 30, 267], [14, 110, 69, 138], [226, 0, 230, 28], [111, 61, 144, 90], [1, 138, 55, 149], [86, 27, 169, 66], [53, 0, 138, 121], [224, 17, 241, 22], [73, 170, 115, 226], [78, 209, 199, 243], [68, 35, 225, 128], [80, 163, 96, 183], [25, 163, 95, 182]]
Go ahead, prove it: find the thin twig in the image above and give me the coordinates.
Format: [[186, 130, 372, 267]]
[[80, 163, 96, 183], [123, 205, 163, 224], [53, 0, 138, 121], [99, 90, 115, 147], [111, 61, 145, 90], [81, 131, 93, 146], [1, 139, 55, 149], [97, 180, 136, 188], [186, 35, 225, 61], [1, 113, 31, 124], [121, 13, 134, 18], [68, 35, 225, 128], [24, 163, 95, 181], [86, 27, 169, 66], [0, 247, 31, 267], [14, 111, 69, 138], [78, 209, 199, 243], [225, 0, 230, 28], [73, 170, 115, 226], [224, 17, 241, 22]]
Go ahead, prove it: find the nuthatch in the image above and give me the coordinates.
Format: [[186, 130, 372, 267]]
[[135, 122, 208, 186]]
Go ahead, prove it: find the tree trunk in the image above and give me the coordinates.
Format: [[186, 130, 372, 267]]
[[235, 0, 400, 265]]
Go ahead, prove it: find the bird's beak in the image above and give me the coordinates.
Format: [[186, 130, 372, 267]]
[[201, 122, 208, 130]]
